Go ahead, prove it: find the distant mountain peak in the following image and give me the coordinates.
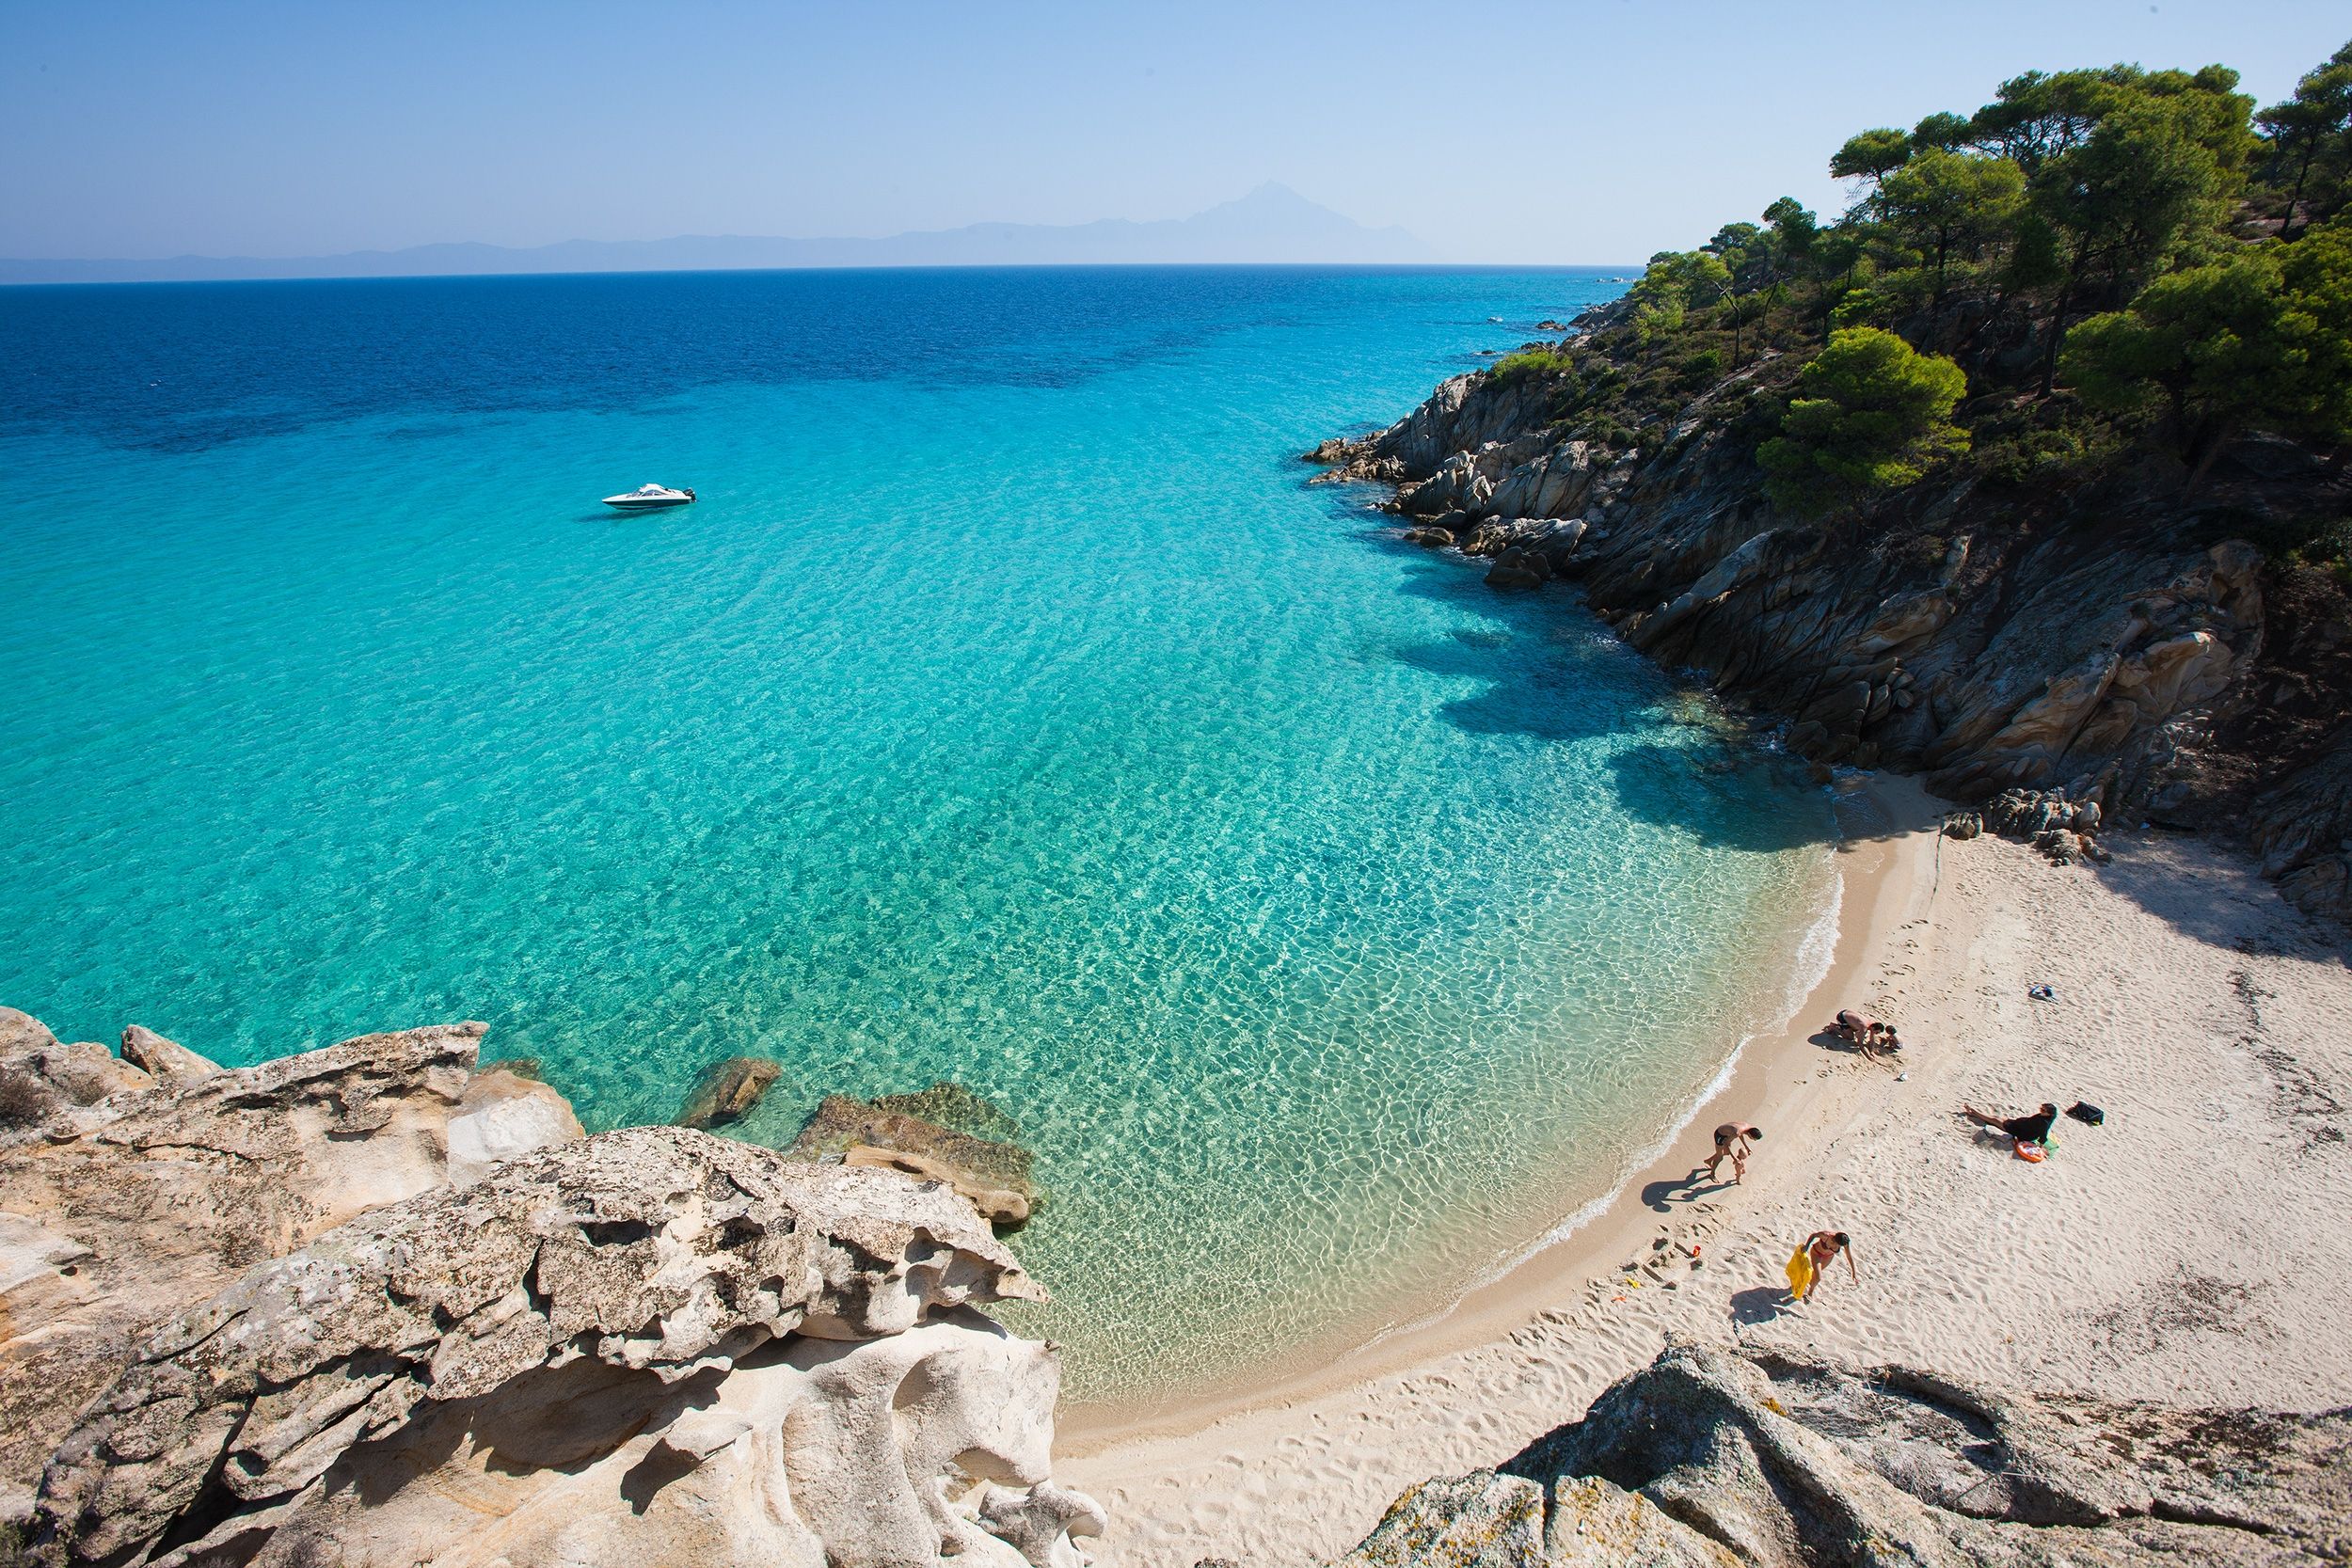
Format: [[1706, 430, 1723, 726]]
[[0, 188, 1432, 286]]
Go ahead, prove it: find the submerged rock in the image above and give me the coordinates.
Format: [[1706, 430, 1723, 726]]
[[675, 1053, 784, 1128], [794, 1093, 1040, 1231], [1485, 545, 1549, 591], [873, 1080, 1023, 1142]]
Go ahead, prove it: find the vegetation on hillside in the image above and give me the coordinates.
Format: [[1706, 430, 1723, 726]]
[[1513, 40, 2352, 557]]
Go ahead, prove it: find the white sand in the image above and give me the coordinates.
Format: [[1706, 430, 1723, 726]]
[[1061, 793, 2352, 1567]]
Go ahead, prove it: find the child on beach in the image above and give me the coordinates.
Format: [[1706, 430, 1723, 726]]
[[1703, 1121, 1761, 1183], [1834, 1009, 1900, 1059]]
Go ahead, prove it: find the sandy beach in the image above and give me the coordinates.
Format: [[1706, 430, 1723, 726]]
[[1063, 782, 2352, 1567]]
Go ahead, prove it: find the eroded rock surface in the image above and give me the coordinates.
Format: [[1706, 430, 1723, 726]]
[[1329, 1341, 2352, 1568], [26, 1125, 1095, 1568], [0, 1014, 580, 1494]]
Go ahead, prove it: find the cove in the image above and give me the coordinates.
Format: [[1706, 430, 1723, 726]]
[[0, 266, 1836, 1402]]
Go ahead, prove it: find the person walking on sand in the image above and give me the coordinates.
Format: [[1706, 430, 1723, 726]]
[[1786, 1229, 1856, 1302], [1703, 1121, 1761, 1184]]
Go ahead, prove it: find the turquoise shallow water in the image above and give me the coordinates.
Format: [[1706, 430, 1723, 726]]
[[0, 267, 1835, 1402]]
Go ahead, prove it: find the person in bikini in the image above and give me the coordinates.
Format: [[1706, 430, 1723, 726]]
[[1703, 1121, 1761, 1183], [1794, 1229, 1857, 1299]]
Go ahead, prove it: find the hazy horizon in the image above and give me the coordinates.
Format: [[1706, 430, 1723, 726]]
[[4, 1, 2347, 267], [0, 182, 1457, 284]]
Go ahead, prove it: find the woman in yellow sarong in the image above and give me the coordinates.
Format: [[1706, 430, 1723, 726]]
[[1787, 1229, 1856, 1301]]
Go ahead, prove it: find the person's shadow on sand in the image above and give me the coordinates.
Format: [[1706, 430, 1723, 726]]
[[1642, 1172, 1733, 1212], [1811, 1025, 1868, 1055], [1729, 1286, 1788, 1325]]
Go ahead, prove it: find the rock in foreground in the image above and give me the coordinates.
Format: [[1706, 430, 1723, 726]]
[[0, 1013, 579, 1496], [1329, 1341, 2351, 1568], [27, 1124, 1099, 1568]]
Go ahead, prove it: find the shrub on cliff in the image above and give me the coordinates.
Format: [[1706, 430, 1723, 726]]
[[1491, 347, 1574, 382], [1757, 328, 1969, 517], [2061, 217, 2352, 490], [1478, 40, 2352, 501]]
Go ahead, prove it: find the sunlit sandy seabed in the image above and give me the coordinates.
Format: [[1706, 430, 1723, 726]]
[[0, 267, 1836, 1401]]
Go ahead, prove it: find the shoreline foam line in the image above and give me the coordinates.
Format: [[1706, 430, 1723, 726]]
[[1352, 854, 1846, 1354], [1060, 777, 1932, 1453]]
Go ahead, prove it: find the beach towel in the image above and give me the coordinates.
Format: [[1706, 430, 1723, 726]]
[[1786, 1243, 1816, 1301]]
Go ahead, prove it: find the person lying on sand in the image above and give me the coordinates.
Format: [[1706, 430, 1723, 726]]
[[1787, 1229, 1856, 1301], [1702, 1121, 1761, 1183], [1963, 1101, 2059, 1147]]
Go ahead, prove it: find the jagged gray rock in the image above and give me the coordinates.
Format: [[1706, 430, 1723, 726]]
[[1311, 362, 2352, 921], [0, 1013, 579, 1493], [25, 1125, 1095, 1568], [1329, 1471, 1546, 1568], [1346, 1340, 2352, 1568]]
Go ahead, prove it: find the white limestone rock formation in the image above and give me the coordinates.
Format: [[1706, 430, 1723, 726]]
[[25, 1125, 1100, 1568], [0, 1013, 582, 1493], [116, 1025, 222, 1089]]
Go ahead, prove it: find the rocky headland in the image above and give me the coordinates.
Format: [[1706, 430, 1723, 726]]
[[1308, 297, 2352, 924]]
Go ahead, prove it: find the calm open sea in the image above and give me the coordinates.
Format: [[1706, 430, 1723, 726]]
[[0, 266, 1835, 1404]]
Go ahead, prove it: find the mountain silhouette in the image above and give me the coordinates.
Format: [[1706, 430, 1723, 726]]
[[1, 184, 1431, 284]]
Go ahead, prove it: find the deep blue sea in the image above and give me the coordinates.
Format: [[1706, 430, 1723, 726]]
[[0, 267, 1836, 1405]]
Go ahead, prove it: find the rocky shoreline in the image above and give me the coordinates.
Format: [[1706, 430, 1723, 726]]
[[1307, 306, 2352, 923], [14, 960, 2351, 1566], [0, 1008, 1098, 1568]]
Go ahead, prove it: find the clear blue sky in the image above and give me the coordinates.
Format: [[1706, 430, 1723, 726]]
[[3, 0, 2344, 263]]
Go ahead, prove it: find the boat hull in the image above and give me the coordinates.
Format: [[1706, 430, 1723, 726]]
[[603, 497, 694, 510]]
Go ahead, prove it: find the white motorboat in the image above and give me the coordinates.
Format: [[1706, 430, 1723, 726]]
[[602, 483, 696, 510]]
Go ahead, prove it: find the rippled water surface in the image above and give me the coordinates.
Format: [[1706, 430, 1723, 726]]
[[0, 267, 1835, 1402]]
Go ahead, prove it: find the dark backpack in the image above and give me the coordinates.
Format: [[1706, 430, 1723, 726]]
[[2066, 1101, 2105, 1127]]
